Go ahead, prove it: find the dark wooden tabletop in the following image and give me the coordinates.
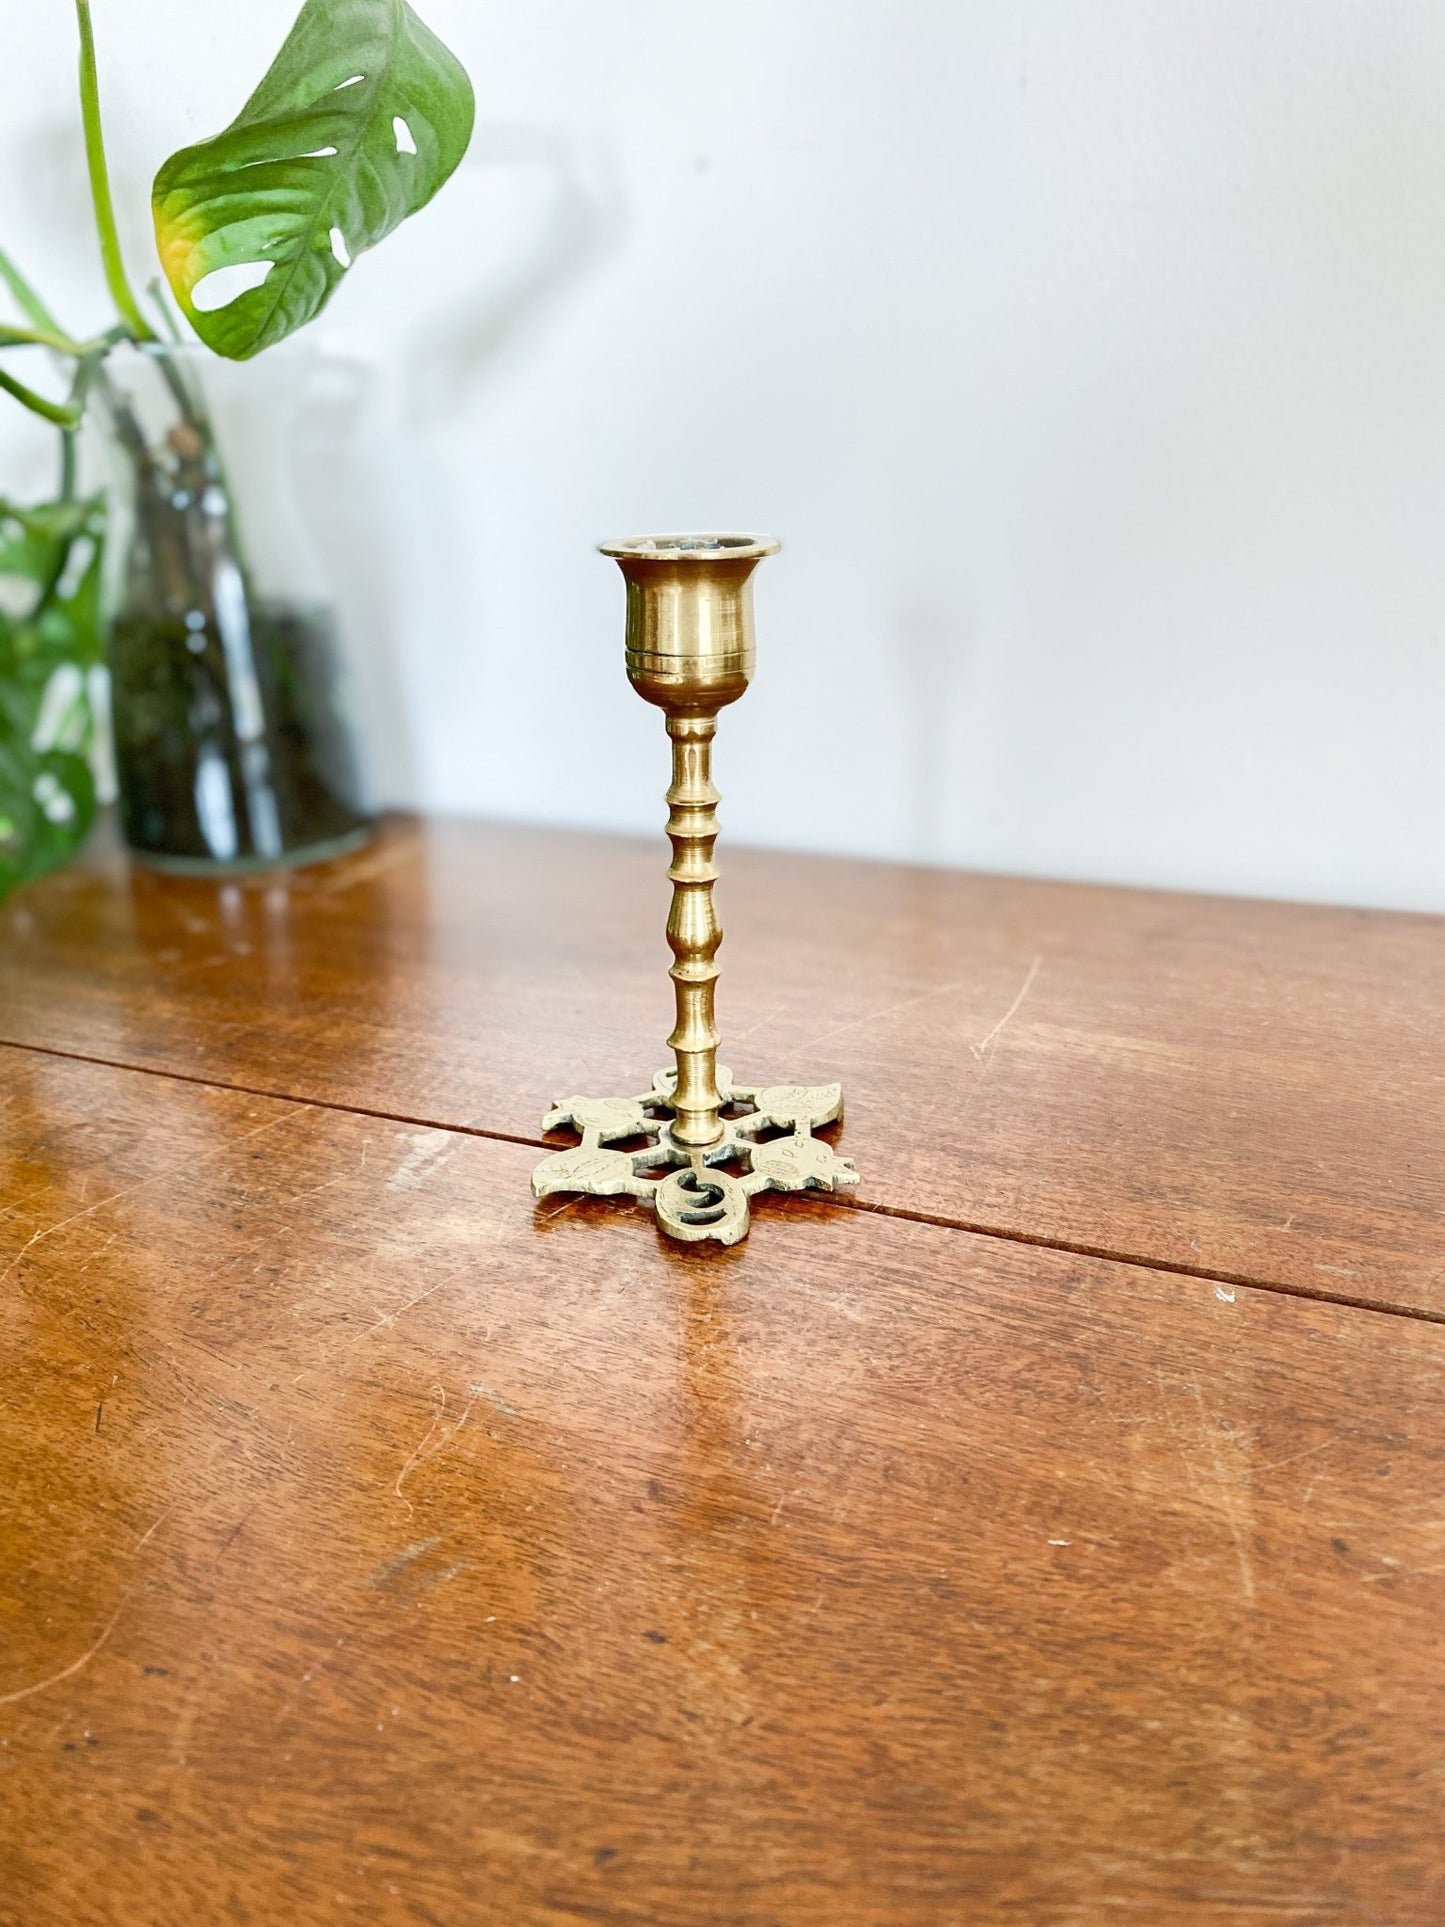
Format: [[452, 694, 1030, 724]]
[[2, 815, 1443, 1925]]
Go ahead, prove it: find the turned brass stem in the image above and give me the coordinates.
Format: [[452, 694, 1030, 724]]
[[665, 711, 724, 1148]]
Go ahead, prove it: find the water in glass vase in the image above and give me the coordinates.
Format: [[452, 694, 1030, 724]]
[[108, 600, 368, 869], [96, 342, 375, 874]]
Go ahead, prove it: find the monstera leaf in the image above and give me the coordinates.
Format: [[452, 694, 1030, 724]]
[[152, 0, 474, 360]]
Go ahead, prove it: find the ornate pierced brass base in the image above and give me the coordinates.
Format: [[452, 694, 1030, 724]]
[[531, 532, 856, 1246], [533, 1070, 859, 1246]]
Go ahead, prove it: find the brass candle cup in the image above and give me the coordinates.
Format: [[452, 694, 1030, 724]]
[[531, 534, 858, 1247], [605, 532, 777, 716]]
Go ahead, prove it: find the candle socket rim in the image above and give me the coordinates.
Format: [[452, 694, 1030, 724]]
[[599, 532, 780, 564]]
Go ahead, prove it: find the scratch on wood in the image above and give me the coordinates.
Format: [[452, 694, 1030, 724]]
[[0, 1108, 310, 1286], [394, 1385, 476, 1517], [136, 1503, 176, 1549], [0, 1226, 44, 1287], [72, 1233, 119, 1282], [0, 1593, 128, 1707], [1363, 1558, 1445, 1583], [1263, 1436, 1340, 1474], [469, 1382, 520, 1419], [286, 1139, 371, 1207], [1189, 1378, 1257, 1607], [365, 1276, 451, 1340], [283, 1173, 347, 1205], [791, 979, 969, 1056], [1154, 1368, 1207, 1507], [969, 953, 1044, 1065], [730, 999, 791, 1044]]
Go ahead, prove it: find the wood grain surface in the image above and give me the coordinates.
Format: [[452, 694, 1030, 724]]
[[3, 1046, 1444, 1924], [2, 816, 1441, 1315]]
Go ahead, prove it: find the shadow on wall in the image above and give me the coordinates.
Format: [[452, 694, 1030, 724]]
[[304, 124, 622, 807], [897, 593, 977, 868], [404, 123, 624, 424]]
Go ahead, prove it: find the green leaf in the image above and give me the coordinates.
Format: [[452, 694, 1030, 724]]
[[0, 497, 96, 544], [55, 524, 106, 665], [0, 490, 105, 903], [0, 524, 61, 589], [152, 0, 474, 360], [0, 495, 104, 612], [0, 745, 96, 899]]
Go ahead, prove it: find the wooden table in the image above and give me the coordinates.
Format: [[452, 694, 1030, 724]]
[[2, 816, 1442, 1925]]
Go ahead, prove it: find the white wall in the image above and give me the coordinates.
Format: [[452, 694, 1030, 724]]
[[3, 1, 1443, 912]]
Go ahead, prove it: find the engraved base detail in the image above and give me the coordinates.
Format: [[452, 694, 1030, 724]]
[[532, 1070, 859, 1246]]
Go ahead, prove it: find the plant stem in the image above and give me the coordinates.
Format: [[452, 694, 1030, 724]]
[[0, 366, 82, 428], [74, 0, 154, 342], [70, 346, 108, 412], [146, 277, 184, 345], [59, 428, 79, 505], [0, 248, 65, 335], [0, 322, 97, 357], [41, 358, 106, 607]]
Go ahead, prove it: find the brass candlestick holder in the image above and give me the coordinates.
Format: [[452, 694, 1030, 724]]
[[531, 534, 858, 1246]]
